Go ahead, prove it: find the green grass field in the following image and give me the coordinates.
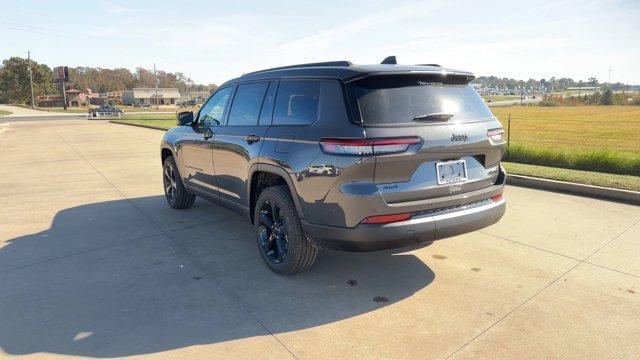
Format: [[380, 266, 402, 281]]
[[0, 110, 11, 116], [491, 106, 640, 176], [491, 106, 640, 153], [503, 162, 640, 191], [113, 116, 176, 129]]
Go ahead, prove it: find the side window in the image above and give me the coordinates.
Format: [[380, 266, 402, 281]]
[[198, 87, 232, 127], [273, 80, 319, 125], [258, 82, 277, 125], [227, 82, 269, 126]]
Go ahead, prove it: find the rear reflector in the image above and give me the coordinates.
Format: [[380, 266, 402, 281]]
[[487, 128, 504, 143], [361, 212, 411, 224], [320, 137, 420, 156], [491, 193, 503, 202]]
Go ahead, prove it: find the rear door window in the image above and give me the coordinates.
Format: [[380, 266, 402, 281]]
[[227, 82, 269, 126], [273, 80, 319, 125], [351, 75, 494, 125]]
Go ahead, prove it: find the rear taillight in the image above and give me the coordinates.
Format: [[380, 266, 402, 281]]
[[487, 128, 504, 143], [361, 212, 411, 224], [491, 193, 503, 202], [320, 137, 421, 155]]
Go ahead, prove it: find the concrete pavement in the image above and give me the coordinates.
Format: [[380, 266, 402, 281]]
[[0, 119, 638, 359], [0, 105, 68, 116]]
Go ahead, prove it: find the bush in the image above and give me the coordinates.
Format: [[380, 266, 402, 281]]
[[504, 145, 640, 176], [599, 89, 614, 105]]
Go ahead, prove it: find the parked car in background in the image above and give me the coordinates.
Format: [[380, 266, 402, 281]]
[[160, 57, 507, 274], [177, 100, 197, 107], [134, 102, 153, 108], [88, 104, 123, 117]]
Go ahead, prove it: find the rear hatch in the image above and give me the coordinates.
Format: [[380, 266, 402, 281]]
[[347, 73, 505, 204]]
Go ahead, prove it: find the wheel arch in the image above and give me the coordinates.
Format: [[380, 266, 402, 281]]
[[161, 146, 174, 165], [248, 164, 305, 224], [161, 144, 186, 181]]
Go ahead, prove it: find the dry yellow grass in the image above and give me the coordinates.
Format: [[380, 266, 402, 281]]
[[491, 106, 640, 154]]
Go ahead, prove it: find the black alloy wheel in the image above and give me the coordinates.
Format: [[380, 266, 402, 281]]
[[163, 162, 178, 206], [253, 185, 318, 274], [162, 156, 195, 209], [257, 200, 289, 264]]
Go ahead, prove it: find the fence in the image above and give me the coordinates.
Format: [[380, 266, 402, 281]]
[[498, 112, 640, 176]]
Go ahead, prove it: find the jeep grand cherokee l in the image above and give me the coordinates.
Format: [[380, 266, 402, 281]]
[[160, 58, 506, 274]]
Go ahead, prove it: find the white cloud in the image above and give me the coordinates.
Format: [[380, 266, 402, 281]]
[[98, 0, 141, 13]]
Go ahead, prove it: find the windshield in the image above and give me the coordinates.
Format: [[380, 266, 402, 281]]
[[351, 75, 494, 125]]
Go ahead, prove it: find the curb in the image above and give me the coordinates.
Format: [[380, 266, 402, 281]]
[[109, 120, 170, 131], [507, 174, 640, 205]]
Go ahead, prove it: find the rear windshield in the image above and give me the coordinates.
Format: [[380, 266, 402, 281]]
[[351, 75, 494, 125]]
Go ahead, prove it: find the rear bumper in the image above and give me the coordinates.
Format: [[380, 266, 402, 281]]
[[302, 198, 506, 251]]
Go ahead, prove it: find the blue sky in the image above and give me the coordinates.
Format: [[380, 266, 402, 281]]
[[1, 0, 639, 85]]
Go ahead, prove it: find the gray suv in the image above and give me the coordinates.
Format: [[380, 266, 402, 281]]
[[160, 57, 506, 274]]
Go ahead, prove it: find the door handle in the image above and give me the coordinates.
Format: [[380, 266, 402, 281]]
[[203, 130, 213, 140], [244, 134, 261, 143]]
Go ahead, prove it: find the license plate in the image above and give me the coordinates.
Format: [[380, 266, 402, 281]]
[[436, 160, 468, 185]]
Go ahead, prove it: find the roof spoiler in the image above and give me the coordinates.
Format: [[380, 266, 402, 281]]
[[381, 56, 441, 68], [381, 56, 397, 65]]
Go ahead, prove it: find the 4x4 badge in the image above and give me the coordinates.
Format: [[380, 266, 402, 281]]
[[451, 133, 468, 142]]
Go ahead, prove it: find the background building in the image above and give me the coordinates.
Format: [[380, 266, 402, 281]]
[[37, 88, 87, 107], [122, 88, 181, 106]]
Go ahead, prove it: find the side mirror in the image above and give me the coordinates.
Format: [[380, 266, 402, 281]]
[[177, 111, 194, 126]]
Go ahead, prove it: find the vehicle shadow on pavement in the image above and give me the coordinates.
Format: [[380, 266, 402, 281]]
[[0, 196, 435, 357]]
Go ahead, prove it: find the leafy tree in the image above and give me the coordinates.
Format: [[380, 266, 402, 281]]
[[599, 89, 614, 105], [0, 57, 55, 104]]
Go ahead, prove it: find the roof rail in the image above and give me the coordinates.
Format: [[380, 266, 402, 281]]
[[416, 64, 441, 67], [243, 61, 353, 76]]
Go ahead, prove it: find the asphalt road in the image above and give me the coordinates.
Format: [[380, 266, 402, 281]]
[[0, 114, 85, 123], [0, 119, 638, 359]]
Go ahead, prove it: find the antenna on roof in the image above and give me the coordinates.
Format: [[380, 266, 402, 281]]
[[381, 56, 397, 65]]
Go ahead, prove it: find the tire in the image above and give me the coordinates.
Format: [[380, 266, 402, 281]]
[[163, 156, 195, 209], [254, 185, 318, 275]]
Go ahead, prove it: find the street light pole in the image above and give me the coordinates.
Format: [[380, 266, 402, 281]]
[[27, 51, 35, 109], [154, 63, 159, 110]]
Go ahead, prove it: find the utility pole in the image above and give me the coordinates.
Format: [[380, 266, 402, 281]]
[[62, 80, 67, 110], [27, 51, 35, 109], [608, 66, 612, 84], [519, 81, 524, 106], [154, 63, 159, 110], [578, 80, 582, 96]]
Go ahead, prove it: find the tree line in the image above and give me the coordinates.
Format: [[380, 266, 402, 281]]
[[0, 56, 214, 104], [540, 91, 640, 106], [2, 55, 637, 104], [473, 75, 633, 92]]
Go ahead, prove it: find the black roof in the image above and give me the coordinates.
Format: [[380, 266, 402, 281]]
[[220, 61, 474, 86]]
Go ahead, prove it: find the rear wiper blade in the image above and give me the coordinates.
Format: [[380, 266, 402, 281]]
[[412, 112, 454, 121]]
